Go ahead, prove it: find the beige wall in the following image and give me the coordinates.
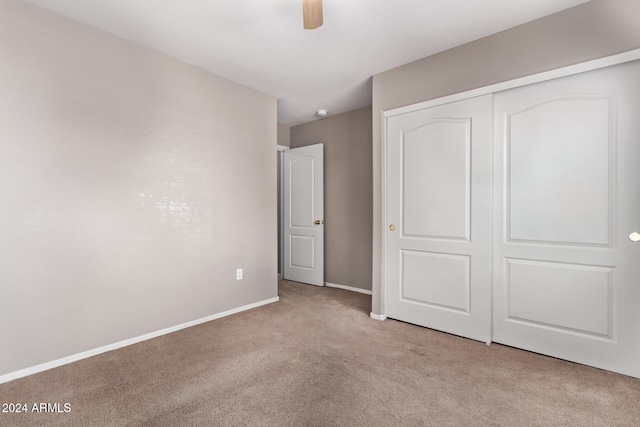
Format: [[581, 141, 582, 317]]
[[0, 0, 277, 377], [371, 0, 640, 314], [291, 107, 373, 291]]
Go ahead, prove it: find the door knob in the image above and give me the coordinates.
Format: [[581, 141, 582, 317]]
[[389, 224, 396, 231], [314, 220, 323, 225], [629, 232, 640, 242]]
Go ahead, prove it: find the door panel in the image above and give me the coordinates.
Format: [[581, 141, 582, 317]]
[[386, 95, 492, 342], [505, 259, 612, 337], [508, 97, 611, 245], [493, 60, 640, 378], [403, 119, 470, 240], [289, 156, 315, 227], [283, 144, 324, 286], [402, 251, 470, 312]]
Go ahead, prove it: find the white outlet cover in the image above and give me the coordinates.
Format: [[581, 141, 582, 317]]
[[236, 268, 243, 280]]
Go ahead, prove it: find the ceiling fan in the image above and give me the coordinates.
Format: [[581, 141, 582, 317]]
[[303, 0, 323, 30]]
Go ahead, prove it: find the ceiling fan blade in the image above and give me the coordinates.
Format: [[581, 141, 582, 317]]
[[303, 0, 323, 30]]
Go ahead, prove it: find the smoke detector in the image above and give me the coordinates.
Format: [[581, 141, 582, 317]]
[[316, 109, 328, 117]]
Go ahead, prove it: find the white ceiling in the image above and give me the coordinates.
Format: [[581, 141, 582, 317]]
[[22, 0, 590, 126]]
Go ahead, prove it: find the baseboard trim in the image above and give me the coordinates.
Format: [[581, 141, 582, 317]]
[[0, 296, 280, 385], [370, 312, 387, 321], [325, 282, 372, 295]]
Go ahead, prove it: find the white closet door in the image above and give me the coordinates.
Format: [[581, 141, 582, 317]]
[[385, 95, 492, 342], [493, 60, 640, 378]]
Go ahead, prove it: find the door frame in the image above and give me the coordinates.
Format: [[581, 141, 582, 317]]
[[277, 144, 288, 280], [373, 48, 640, 320]]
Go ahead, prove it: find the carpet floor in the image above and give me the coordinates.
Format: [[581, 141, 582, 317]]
[[1, 280, 639, 426]]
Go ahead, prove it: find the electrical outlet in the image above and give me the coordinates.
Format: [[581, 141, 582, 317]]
[[236, 268, 243, 280]]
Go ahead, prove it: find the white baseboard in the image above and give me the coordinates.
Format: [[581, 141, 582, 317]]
[[0, 296, 280, 385], [370, 312, 387, 321], [325, 282, 372, 295]]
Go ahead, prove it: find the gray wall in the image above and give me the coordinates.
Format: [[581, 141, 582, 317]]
[[371, 0, 640, 314], [277, 125, 290, 148], [0, 0, 277, 376], [291, 107, 373, 291]]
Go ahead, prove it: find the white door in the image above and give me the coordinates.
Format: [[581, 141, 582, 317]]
[[493, 60, 640, 378], [385, 95, 493, 342], [283, 144, 324, 286]]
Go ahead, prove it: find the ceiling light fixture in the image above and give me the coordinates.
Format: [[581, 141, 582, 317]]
[[316, 109, 328, 117], [303, 0, 323, 30]]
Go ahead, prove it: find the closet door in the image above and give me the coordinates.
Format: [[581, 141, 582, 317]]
[[385, 95, 492, 342], [493, 61, 640, 378]]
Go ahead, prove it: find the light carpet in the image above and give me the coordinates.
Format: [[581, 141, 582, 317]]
[[1, 280, 639, 426]]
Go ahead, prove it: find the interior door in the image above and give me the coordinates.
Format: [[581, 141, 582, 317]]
[[283, 144, 324, 286], [385, 95, 493, 342], [492, 60, 640, 378]]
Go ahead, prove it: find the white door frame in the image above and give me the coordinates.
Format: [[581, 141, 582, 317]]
[[277, 145, 287, 280], [375, 48, 640, 320]]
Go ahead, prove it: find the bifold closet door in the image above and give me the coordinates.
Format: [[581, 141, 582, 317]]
[[385, 95, 492, 343], [492, 60, 640, 378]]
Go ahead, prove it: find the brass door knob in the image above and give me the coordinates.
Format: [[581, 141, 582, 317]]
[[389, 224, 396, 231], [314, 220, 324, 225]]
